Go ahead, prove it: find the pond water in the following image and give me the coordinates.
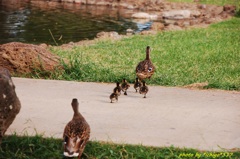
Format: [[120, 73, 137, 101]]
[[0, 1, 149, 45]]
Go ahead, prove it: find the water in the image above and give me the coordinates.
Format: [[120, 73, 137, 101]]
[[0, 1, 144, 45]]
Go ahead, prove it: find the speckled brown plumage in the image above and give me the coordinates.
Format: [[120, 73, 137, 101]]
[[134, 77, 142, 92], [136, 46, 155, 80], [113, 82, 121, 96], [0, 68, 21, 144], [63, 98, 90, 159], [110, 89, 119, 103], [121, 78, 130, 95], [139, 81, 149, 98]]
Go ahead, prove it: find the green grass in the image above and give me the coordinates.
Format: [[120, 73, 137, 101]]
[[6, 1, 240, 158], [167, 0, 240, 8], [29, 17, 240, 91], [1, 134, 239, 159]]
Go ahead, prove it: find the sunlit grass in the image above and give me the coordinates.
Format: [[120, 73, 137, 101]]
[[167, 0, 240, 8], [31, 17, 240, 91], [1, 134, 240, 159], [23, 1, 240, 91]]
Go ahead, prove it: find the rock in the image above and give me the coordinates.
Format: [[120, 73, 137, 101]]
[[173, 20, 184, 27], [183, 21, 190, 27], [132, 12, 158, 20], [64, 0, 74, 2], [198, 4, 206, 10], [86, 0, 96, 5], [119, 3, 138, 10], [96, 31, 122, 40], [39, 43, 48, 49], [140, 30, 157, 35], [163, 19, 176, 25], [190, 10, 201, 17], [150, 22, 165, 31], [96, 1, 112, 6], [205, 17, 223, 24], [0, 68, 21, 144], [163, 10, 191, 19], [189, 19, 200, 25], [74, 0, 82, 3], [0, 42, 61, 75], [223, 5, 236, 14], [164, 24, 183, 31], [213, 6, 224, 16], [126, 28, 134, 35]]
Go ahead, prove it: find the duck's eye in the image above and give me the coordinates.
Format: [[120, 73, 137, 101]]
[[148, 67, 152, 72]]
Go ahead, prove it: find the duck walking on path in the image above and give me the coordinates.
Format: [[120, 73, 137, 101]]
[[110, 89, 119, 103], [134, 77, 142, 92], [139, 81, 149, 98], [63, 98, 90, 159], [121, 78, 130, 95], [113, 82, 121, 96], [136, 46, 155, 81]]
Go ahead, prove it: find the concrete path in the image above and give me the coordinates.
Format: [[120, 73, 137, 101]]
[[6, 77, 240, 151]]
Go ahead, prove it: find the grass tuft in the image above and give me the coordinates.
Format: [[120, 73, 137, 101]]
[[1, 134, 240, 159]]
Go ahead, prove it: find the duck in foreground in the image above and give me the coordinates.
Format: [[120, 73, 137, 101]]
[[110, 89, 119, 103], [134, 77, 142, 92], [63, 98, 90, 159], [136, 46, 155, 81], [121, 78, 130, 95], [139, 81, 149, 98]]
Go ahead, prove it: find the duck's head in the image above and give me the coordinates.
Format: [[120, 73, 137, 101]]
[[146, 46, 151, 60], [71, 98, 79, 113], [116, 82, 120, 86]]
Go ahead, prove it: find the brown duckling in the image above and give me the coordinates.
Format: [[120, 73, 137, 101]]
[[139, 81, 149, 98], [113, 82, 121, 96], [121, 78, 130, 95], [110, 89, 119, 103], [136, 46, 155, 80], [134, 77, 142, 92], [63, 98, 90, 159]]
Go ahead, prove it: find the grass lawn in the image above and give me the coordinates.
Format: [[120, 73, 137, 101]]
[[4, 1, 240, 159], [1, 134, 240, 159], [168, 0, 240, 8], [32, 16, 240, 91]]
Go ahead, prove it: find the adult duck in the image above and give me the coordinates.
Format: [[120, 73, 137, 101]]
[[136, 46, 155, 80], [63, 98, 90, 158]]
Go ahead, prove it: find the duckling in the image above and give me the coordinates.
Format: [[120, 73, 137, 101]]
[[134, 77, 142, 92], [110, 89, 119, 103], [136, 46, 155, 80], [63, 98, 90, 159], [113, 82, 121, 96], [139, 81, 149, 98], [121, 78, 130, 95]]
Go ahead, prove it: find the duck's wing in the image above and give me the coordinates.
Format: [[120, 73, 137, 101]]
[[136, 60, 155, 80], [63, 120, 90, 157]]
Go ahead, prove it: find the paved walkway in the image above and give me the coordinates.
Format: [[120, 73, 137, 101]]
[[6, 77, 240, 151]]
